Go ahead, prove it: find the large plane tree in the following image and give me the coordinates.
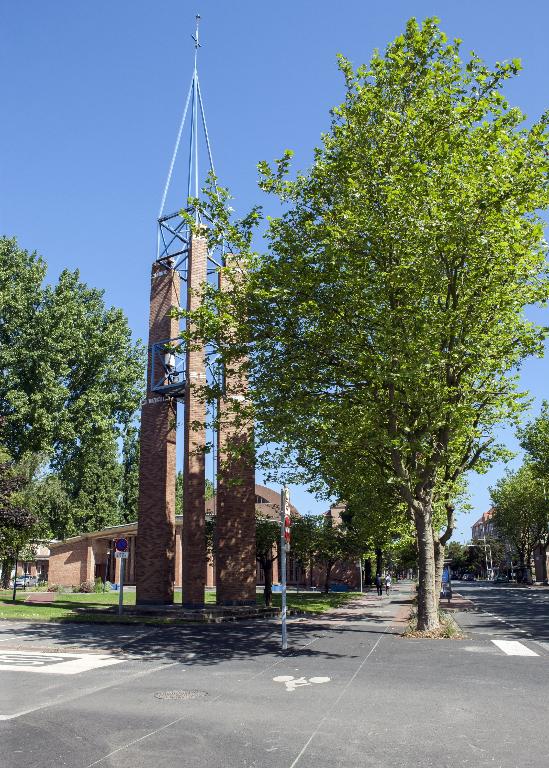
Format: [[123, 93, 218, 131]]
[[185, 18, 549, 630]]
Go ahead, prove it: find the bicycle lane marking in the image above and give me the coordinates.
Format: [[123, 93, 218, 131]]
[[288, 608, 400, 768]]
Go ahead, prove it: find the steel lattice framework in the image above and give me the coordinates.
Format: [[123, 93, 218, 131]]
[[152, 14, 223, 400]]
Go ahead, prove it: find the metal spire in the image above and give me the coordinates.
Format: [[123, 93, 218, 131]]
[[192, 14, 201, 55], [157, 12, 216, 265]]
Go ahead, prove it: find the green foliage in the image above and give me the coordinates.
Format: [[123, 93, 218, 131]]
[[519, 402, 549, 480], [58, 431, 123, 536], [0, 237, 145, 538], [0, 448, 41, 580], [0, 238, 145, 462], [120, 424, 140, 523], [184, 18, 549, 629], [255, 514, 279, 559], [490, 464, 549, 567], [291, 513, 361, 591]]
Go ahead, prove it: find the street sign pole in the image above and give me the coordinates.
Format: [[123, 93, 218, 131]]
[[118, 556, 125, 616], [11, 549, 19, 603], [280, 487, 288, 651], [114, 538, 129, 616]]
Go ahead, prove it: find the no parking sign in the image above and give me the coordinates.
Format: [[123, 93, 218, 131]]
[[114, 538, 128, 559]]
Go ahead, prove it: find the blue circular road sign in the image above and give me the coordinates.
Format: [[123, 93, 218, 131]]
[[115, 538, 128, 553]]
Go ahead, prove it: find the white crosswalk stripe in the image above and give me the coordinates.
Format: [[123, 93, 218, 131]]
[[0, 650, 123, 674], [491, 640, 539, 656]]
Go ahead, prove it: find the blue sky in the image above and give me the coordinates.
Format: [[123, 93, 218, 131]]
[[1, 1, 548, 540]]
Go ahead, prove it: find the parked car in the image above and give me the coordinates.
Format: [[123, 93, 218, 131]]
[[462, 573, 475, 581], [495, 574, 509, 583], [10, 575, 38, 588]]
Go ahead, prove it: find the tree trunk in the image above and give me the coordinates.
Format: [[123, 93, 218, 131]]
[[415, 507, 439, 631], [364, 558, 372, 586], [263, 558, 273, 608], [542, 539, 548, 584], [434, 539, 445, 612], [323, 561, 333, 593], [375, 547, 383, 577], [1, 557, 13, 589], [434, 505, 455, 612]]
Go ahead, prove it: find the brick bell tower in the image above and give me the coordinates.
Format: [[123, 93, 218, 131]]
[[135, 262, 180, 605], [135, 15, 256, 608], [215, 257, 257, 606]]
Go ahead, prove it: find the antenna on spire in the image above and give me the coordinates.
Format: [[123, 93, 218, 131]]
[[192, 14, 201, 52]]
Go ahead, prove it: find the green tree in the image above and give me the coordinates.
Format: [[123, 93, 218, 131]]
[[0, 450, 37, 588], [0, 237, 145, 537], [0, 237, 144, 464], [292, 513, 360, 593], [29, 472, 72, 543], [57, 432, 122, 536], [519, 403, 549, 479], [490, 465, 549, 579], [291, 514, 320, 588], [186, 18, 549, 630], [120, 424, 140, 523]]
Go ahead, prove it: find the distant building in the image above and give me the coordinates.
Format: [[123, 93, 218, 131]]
[[471, 507, 548, 583], [471, 508, 497, 540], [0, 544, 50, 584]]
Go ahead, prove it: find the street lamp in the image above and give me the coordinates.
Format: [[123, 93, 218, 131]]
[[468, 539, 493, 580]]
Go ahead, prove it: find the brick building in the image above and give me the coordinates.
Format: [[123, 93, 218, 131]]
[[471, 507, 549, 582], [471, 508, 497, 540], [48, 484, 303, 589], [48, 485, 362, 591]]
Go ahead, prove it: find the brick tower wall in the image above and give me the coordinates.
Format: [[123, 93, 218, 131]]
[[215, 257, 257, 606], [182, 235, 208, 607], [135, 261, 180, 605]]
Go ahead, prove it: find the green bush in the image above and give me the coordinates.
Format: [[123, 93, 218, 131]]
[[79, 580, 95, 593], [94, 577, 111, 593]]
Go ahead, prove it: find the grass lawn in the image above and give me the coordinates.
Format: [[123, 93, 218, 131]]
[[0, 588, 361, 624]]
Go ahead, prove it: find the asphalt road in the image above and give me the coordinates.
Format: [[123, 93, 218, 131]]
[[1, 583, 549, 768], [455, 580, 549, 642]]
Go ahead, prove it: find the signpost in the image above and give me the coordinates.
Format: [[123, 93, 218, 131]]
[[441, 560, 452, 604], [11, 550, 19, 603], [114, 538, 128, 615], [280, 487, 291, 651]]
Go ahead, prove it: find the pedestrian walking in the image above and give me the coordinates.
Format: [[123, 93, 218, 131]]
[[385, 573, 392, 595], [375, 573, 383, 596]]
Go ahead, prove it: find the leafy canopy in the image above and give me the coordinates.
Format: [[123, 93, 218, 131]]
[[490, 464, 549, 562], [184, 17, 549, 628], [0, 237, 145, 538], [188, 17, 549, 522]]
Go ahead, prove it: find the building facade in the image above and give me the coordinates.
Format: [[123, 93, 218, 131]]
[[48, 484, 362, 591]]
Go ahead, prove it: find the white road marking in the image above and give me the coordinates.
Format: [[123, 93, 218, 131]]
[[0, 650, 123, 674], [491, 640, 539, 657], [0, 660, 179, 721], [273, 674, 330, 692], [462, 645, 498, 654], [289, 623, 393, 768]]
